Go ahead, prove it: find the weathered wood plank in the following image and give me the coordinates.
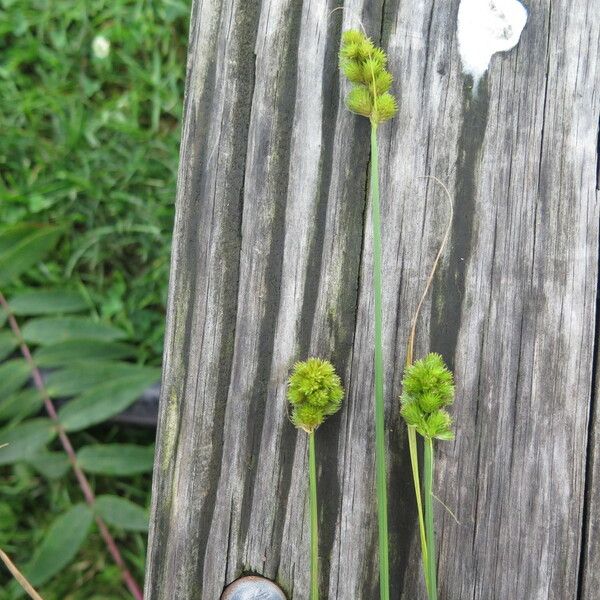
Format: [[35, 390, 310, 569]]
[[145, 0, 600, 598]]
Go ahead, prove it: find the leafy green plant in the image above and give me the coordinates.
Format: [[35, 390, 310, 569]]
[[287, 358, 344, 600], [339, 28, 397, 600], [0, 224, 158, 598]]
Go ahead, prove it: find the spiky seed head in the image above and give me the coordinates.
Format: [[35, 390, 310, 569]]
[[370, 47, 388, 69], [361, 57, 385, 83], [287, 358, 344, 433], [402, 353, 454, 406], [400, 399, 424, 428], [346, 86, 373, 117], [341, 29, 365, 46], [356, 38, 375, 61], [424, 410, 453, 440], [417, 391, 444, 414], [339, 28, 397, 125], [341, 59, 364, 84], [372, 92, 398, 123], [374, 71, 393, 94], [400, 353, 455, 441], [339, 41, 362, 61]]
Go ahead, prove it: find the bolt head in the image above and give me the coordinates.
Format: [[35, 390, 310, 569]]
[[221, 576, 287, 600]]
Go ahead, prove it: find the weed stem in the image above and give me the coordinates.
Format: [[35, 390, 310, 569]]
[[370, 122, 390, 600], [308, 431, 319, 600], [424, 437, 438, 599]]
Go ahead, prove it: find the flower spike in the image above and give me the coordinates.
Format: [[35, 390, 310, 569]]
[[339, 29, 397, 124]]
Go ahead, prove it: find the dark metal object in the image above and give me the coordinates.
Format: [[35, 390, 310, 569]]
[[221, 576, 287, 600]]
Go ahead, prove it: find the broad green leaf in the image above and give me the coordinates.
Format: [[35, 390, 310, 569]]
[[59, 369, 160, 431], [94, 495, 148, 532], [77, 444, 155, 475], [8, 289, 88, 315], [27, 452, 70, 479], [34, 339, 136, 367], [22, 317, 126, 345], [0, 330, 18, 361], [0, 388, 43, 421], [0, 359, 30, 397], [0, 419, 56, 466], [23, 503, 93, 587], [0, 224, 61, 285], [46, 362, 158, 397]]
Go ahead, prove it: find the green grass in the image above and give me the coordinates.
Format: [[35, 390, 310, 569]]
[[0, 0, 189, 363], [0, 0, 189, 597], [0, 424, 155, 599]]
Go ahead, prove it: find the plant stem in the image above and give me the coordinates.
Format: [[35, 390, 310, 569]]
[[408, 426, 430, 598], [308, 431, 319, 600], [423, 437, 438, 600], [0, 291, 144, 600], [370, 121, 390, 600]]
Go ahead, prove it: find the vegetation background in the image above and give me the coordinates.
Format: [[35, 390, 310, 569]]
[[0, 0, 189, 597]]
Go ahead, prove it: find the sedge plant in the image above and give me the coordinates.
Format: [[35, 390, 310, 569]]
[[400, 353, 454, 599], [339, 28, 397, 600], [287, 358, 344, 600], [400, 176, 455, 599]]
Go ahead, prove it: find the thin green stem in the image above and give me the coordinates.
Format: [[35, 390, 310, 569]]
[[408, 426, 430, 598], [309, 431, 319, 600], [370, 121, 390, 600], [424, 437, 438, 600]]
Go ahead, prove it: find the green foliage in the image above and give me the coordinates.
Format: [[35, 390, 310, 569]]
[[22, 316, 126, 345], [0, 229, 159, 596], [8, 289, 89, 316], [400, 353, 455, 440], [20, 503, 94, 589], [77, 444, 154, 476], [0, 1, 184, 594], [0, 420, 56, 466], [58, 369, 160, 431], [34, 339, 135, 367], [287, 358, 344, 433], [339, 29, 397, 124], [0, 331, 18, 362], [94, 495, 149, 532], [0, 225, 63, 286], [0, 0, 190, 362], [26, 453, 70, 480]]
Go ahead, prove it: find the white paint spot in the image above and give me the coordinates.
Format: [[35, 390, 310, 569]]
[[457, 0, 528, 91]]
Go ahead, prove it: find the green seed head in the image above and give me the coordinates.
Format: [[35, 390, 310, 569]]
[[400, 353, 455, 440], [346, 86, 373, 117], [339, 29, 397, 124], [424, 409, 454, 440], [287, 358, 344, 433], [400, 398, 425, 429]]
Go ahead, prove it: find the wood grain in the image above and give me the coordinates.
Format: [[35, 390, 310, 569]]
[[145, 0, 600, 598]]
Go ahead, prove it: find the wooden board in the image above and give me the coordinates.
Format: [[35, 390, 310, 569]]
[[144, 0, 600, 597]]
